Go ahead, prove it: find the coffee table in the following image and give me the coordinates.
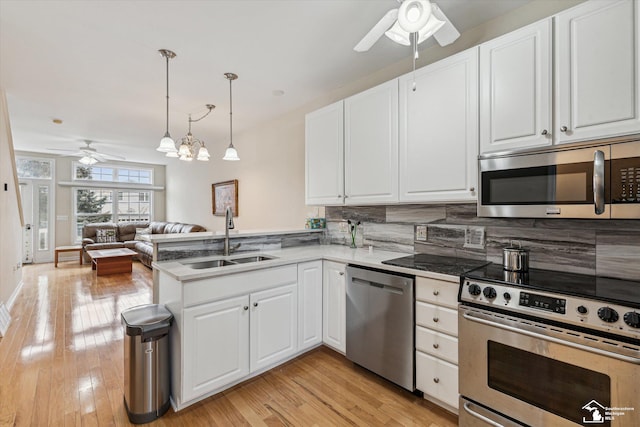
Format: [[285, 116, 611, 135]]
[[86, 248, 137, 276]]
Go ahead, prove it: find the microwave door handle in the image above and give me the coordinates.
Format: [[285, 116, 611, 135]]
[[593, 150, 605, 215]]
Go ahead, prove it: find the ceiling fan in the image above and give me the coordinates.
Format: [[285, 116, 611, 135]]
[[47, 140, 126, 165], [354, 0, 460, 52]]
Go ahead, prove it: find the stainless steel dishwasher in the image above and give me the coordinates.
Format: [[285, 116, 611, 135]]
[[345, 265, 415, 391]]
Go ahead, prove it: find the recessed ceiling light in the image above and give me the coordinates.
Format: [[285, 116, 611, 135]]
[[52, 118, 63, 124], [272, 89, 285, 97]]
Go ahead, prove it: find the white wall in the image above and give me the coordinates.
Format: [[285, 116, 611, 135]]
[[166, 0, 583, 232], [0, 89, 24, 307]]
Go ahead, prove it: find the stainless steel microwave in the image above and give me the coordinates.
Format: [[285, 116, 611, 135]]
[[478, 140, 640, 219]]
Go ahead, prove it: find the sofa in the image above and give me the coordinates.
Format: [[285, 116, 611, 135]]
[[82, 221, 206, 268]]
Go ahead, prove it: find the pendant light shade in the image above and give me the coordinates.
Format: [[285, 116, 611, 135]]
[[223, 72, 240, 161], [156, 49, 178, 153]]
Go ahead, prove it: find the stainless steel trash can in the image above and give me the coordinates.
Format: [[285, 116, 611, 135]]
[[121, 304, 173, 424]]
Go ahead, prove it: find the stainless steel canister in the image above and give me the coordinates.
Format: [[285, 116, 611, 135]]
[[503, 246, 530, 272]]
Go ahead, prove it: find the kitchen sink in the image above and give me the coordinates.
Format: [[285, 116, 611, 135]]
[[230, 255, 277, 264], [184, 259, 237, 269]]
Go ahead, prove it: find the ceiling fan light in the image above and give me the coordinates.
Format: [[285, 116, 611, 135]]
[[418, 14, 445, 41], [79, 156, 97, 165], [385, 21, 411, 45], [397, 0, 432, 33], [223, 145, 240, 161], [157, 133, 177, 152]]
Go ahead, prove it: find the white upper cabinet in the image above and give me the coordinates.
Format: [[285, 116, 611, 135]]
[[555, 0, 640, 143], [305, 101, 344, 205], [344, 79, 399, 204], [480, 19, 552, 153], [399, 47, 479, 202]]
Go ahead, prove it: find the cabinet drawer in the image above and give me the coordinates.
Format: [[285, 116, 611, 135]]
[[416, 326, 458, 364], [416, 301, 458, 336], [416, 351, 459, 409], [416, 277, 459, 309]]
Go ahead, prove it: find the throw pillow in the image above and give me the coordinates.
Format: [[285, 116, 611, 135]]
[[134, 226, 152, 241], [105, 229, 117, 243], [95, 229, 108, 243]]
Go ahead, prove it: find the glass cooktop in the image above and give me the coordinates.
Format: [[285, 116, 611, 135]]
[[382, 253, 490, 277], [464, 263, 640, 308]]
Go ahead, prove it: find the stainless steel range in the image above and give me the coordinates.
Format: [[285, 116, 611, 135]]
[[458, 264, 640, 427]]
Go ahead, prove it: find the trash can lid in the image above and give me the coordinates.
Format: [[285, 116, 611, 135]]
[[121, 304, 173, 335]]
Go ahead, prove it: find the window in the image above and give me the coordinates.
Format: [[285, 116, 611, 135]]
[[72, 163, 154, 242], [17, 158, 53, 179], [74, 188, 152, 241], [73, 163, 153, 184]]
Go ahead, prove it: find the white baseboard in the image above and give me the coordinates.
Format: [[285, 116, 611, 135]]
[[0, 303, 10, 337], [6, 279, 23, 311]]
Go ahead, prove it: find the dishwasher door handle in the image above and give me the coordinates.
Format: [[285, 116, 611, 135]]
[[352, 278, 406, 295]]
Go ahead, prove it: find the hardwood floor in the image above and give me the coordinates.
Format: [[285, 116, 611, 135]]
[[0, 261, 458, 426]]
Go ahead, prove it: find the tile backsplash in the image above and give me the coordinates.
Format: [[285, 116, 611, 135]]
[[325, 203, 640, 281]]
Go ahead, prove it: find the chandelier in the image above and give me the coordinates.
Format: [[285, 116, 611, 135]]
[[166, 104, 215, 162]]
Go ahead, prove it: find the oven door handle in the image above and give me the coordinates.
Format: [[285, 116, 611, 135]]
[[593, 149, 605, 215], [463, 312, 640, 364], [463, 401, 507, 427]]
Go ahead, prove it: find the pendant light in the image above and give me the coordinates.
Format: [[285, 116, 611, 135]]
[[223, 72, 240, 161], [156, 49, 178, 153], [175, 105, 215, 161]]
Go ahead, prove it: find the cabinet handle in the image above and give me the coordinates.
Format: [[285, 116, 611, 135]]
[[344, 195, 349, 198], [433, 377, 440, 383], [560, 126, 568, 132], [541, 129, 548, 136], [339, 272, 345, 276], [433, 290, 439, 296], [433, 317, 439, 323], [253, 302, 259, 307], [244, 306, 249, 310], [469, 187, 475, 192], [433, 343, 439, 349]]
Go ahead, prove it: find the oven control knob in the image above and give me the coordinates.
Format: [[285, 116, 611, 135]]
[[597, 307, 619, 323], [577, 305, 588, 315], [624, 312, 640, 328], [468, 284, 482, 296], [503, 292, 511, 301], [483, 287, 497, 299]]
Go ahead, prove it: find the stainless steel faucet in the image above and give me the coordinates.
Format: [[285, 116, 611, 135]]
[[224, 206, 235, 256]]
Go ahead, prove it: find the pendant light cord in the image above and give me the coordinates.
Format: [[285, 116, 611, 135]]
[[165, 55, 170, 134], [229, 76, 233, 148]]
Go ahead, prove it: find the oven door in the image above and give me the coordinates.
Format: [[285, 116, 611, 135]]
[[478, 145, 611, 218], [459, 306, 640, 427]]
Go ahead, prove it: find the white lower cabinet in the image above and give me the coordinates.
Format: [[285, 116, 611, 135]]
[[415, 276, 459, 413], [250, 284, 298, 372], [322, 260, 346, 353], [416, 352, 459, 409], [298, 261, 323, 350], [182, 295, 250, 402]]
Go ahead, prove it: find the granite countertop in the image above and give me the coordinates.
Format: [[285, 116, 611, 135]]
[[153, 245, 470, 283]]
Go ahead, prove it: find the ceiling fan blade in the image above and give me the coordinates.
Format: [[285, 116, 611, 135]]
[[431, 3, 460, 47], [98, 152, 126, 161], [354, 8, 399, 52]]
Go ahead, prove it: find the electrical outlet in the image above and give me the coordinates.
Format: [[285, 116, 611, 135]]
[[415, 225, 427, 242], [339, 221, 348, 233], [464, 226, 486, 249]]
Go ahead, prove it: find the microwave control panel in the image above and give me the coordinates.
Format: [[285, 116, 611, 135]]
[[612, 157, 640, 203]]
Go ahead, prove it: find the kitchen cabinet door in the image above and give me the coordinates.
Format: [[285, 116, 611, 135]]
[[399, 47, 479, 202], [479, 19, 552, 154], [305, 101, 344, 205], [182, 295, 249, 402], [298, 261, 323, 350], [555, 0, 640, 144], [250, 283, 298, 372], [322, 260, 346, 353], [344, 79, 399, 204]]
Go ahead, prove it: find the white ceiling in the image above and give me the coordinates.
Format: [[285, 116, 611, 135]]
[[0, 0, 530, 165]]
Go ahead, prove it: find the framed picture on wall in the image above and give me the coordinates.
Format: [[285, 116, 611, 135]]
[[212, 179, 238, 216]]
